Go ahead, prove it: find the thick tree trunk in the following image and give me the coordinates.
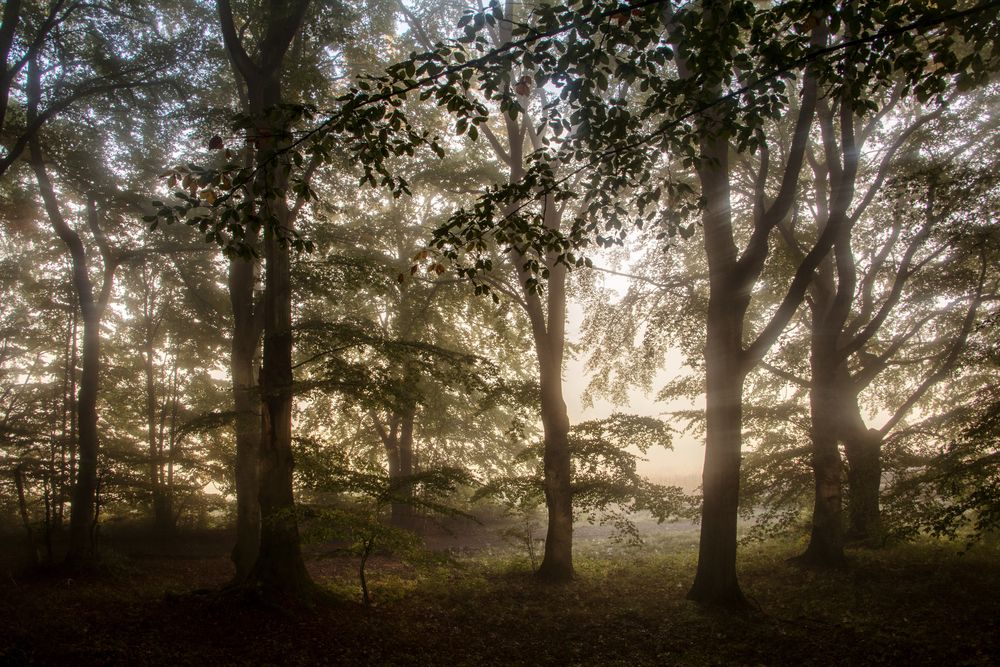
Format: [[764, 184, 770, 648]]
[[229, 254, 262, 583], [249, 71, 311, 595], [217, 0, 313, 596], [67, 267, 101, 562], [842, 395, 882, 545], [844, 434, 882, 544], [688, 293, 746, 604], [252, 223, 312, 596], [688, 137, 747, 606]]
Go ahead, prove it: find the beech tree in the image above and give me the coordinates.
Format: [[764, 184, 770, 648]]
[[292, 173, 535, 529], [786, 98, 997, 563], [739, 96, 1000, 552], [212, 0, 319, 596]]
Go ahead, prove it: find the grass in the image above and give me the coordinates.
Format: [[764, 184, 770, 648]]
[[0, 527, 997, 665]]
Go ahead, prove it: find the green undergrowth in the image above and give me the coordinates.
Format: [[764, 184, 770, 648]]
[[1, 535, 997, 666]]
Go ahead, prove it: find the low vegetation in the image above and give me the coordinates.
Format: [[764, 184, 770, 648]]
[[2, 524, 997, 665]]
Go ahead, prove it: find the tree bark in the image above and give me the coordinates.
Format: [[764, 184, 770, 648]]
[[390, 409, 416, 529], [688, 283, 746, 604], [229, 252, 262, 582], [799, 338, 846, 565], [842, 397, 882, 544], [536, 338, 573, 581], [252, 219, 312, 596], [687, 131, 748, 605]]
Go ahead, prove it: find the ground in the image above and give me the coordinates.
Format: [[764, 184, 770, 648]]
[[0, 521, 997, 666]]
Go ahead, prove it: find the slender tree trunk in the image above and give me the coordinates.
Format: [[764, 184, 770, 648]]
[[43, 484, 53, 562], [43, 443, 54, 560], [144, 338, 171, 533], [14, 466, 39, 567], [799, 336, 846, 565], [162, 359, 180, 530], [67, 300, 78, 507], [536, 346, 573, 581], [31, 142, 103, 564], [513, 222, 573, 581], [489, 0, 575, 580], [26, 55, 109, 564], [57, 302, 77, 530]]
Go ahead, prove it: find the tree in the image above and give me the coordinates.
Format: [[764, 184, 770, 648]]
[[470, 0, 579, 581], [27, 129, 122, 561], [790, 101, 994, 562], [213, 0, 316, 597], [288, 103, 536, 528], [3, 0, 207, 564]]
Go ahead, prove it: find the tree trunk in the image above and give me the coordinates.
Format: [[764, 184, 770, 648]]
[[252, 220, 312, 596], [68, 294, 101, 562], [799, 338, 846, 565], [249, 69, 311, 596], [217, 0, 313, 595], [59, 302, 78, 530], [30, 140, 103, 564], [688, 293, 746, 604], [536, 344, 573, 582], [161, 360, 180, 532], [14, 466, 39, 567], [687, 137, 748, 606], [842, 395, 882, 545], [25, 53, 109, 564], [144, 338, 172, 534], [390, 410, 416, 529], [230, 253, 262, 583]]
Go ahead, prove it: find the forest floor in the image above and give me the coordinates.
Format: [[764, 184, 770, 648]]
[[0, 520, 998, 666]]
